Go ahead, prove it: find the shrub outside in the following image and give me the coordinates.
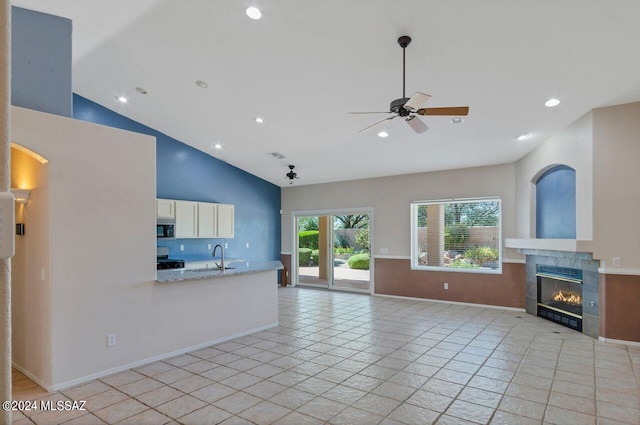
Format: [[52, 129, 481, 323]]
[[348, 254, 370, 270]]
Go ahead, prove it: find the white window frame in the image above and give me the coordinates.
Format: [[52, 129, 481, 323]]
[[410, 197, 502, 275]]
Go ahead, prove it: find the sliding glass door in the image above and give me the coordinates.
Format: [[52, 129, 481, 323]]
[[294, 210, 371, 292], [331, 214, 370, 291]]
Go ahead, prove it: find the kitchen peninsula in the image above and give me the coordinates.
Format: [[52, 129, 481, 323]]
[[156, 260, 283, 282]]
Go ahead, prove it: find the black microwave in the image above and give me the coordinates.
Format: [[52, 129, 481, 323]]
[[157, 219, 175, 239]]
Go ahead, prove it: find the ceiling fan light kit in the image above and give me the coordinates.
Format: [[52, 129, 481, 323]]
[[350, 35, 469, 134], [285, 165, 300, 185]]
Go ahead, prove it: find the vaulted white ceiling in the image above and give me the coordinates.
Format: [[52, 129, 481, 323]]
[[13, 0, 640, 187]]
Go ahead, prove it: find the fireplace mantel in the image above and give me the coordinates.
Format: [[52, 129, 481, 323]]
[[505, 238, 592, 252]]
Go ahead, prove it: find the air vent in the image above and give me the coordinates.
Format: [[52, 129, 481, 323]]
[[267, 152, 286, 159]]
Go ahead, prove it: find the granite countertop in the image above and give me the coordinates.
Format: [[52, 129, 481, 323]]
[[156, 260, 283, 283]]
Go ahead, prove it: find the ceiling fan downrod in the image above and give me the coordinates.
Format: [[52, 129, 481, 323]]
[[398, 36, 411, 99]]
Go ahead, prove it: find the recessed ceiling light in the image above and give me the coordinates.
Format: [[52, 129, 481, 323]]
[[246, 6, 261, 20], [378, 131, 389, 138], [517, 133, 530, 141], [545, 98, 560, 107], [135, 87, 148, 95], [213, 143, 222, 150], [451, 117, 464, 124], [195, 80, 208, 89], [255, 117, 264, 123], [117, 96, 128, 103]]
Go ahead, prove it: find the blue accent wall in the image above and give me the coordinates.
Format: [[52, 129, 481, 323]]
[[11, 7, 72, 117], [536, 165, 576, 239], [73, 94, 281, 261]]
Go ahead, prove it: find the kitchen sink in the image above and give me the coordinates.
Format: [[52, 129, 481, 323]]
[[190, 267, 235, 272]]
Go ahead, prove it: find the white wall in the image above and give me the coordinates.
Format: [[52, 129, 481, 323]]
[[514, 112, 593, 240], [592, 102, 640, 270], [12, 106, 278, 389], [282, 163, 519, 261], [11, 106, 157, 387]]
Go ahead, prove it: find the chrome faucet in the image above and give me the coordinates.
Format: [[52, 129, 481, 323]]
[[212, 244, 225, 271]]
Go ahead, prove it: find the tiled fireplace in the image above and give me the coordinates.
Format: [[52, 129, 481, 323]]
[[536, 265, 583, 332], [521, 248, 599, 338]]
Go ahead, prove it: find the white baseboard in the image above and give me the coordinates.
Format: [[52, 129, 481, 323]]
[[11, 362, 52, 393], [373, 293, 525, 312], [15, 322, 278, 393], [598, 336, 640, 347]]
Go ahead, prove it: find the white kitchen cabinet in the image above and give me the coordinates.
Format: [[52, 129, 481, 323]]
[[175, 201, 198, 238], [197, 202, 217, 238], [217, 204, 235, 238], [156, 199, 175, 219], [161, 199, 234, 239]]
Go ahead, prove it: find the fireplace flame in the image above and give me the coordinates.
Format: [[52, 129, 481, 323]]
[[552, 290, 582, 305]]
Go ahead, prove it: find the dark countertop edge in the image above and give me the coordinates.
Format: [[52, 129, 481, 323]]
[[156, 261, 283, 283]]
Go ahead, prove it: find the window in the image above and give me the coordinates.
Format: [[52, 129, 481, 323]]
[[411, 198, 502, 273]]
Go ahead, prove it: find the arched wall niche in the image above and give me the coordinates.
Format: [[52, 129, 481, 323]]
[[533, 164, 577, 239], [10, 142, 52, 386], [10, 142, 48, 164]]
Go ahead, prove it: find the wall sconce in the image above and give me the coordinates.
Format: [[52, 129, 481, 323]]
[[10, 188, 30, 204]]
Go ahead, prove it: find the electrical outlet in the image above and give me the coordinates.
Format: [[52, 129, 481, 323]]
[[444, 282, 449, 290], [379, 247, 389, 254], [613, 257, 621, 267], [246, 242, 250, 248], [107, 333, 117, 347], [207, 244, 212, 250], [224, 243, 228, 249], [180, 244, 184, 251]]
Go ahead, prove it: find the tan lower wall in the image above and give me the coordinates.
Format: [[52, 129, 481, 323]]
[[374, 258, 525, 309], [600, 273, 640, 342], [284, 253, 525, 308]]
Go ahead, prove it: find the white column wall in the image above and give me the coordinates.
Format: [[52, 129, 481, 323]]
[[1, 1, 11, 421]]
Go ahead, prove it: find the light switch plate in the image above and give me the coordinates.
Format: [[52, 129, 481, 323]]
[[0, 192, 15, 259]]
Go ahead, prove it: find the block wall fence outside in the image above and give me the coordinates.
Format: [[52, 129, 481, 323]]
[[417, 227, 499, 251]]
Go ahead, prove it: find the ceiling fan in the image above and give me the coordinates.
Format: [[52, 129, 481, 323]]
[[285, 165, 300, 185], [350, 36, 469, 134]]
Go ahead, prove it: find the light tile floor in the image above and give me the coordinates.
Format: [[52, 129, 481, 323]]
[[12, 287, 640, 424]]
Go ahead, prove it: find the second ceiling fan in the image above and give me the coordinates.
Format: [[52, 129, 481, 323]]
[[350, 36, 469, 134]]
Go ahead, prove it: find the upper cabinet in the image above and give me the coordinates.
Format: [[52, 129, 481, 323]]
[[159, 199, 234, 239], [216, 204, 235, 238], [156, 199, 175, 219], [175, 201, 198, 238], [197, 202, 217, 238]]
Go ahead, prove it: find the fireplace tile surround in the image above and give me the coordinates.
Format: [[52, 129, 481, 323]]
[[522, 248, 599, 338]]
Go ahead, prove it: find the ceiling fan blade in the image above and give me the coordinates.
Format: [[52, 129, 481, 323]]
[[405, 116, 428, 134], [416, 106, 469, 116], [348, 111, 393, 115], [404, 92, 431, 111], [358, 115, 396, 133]]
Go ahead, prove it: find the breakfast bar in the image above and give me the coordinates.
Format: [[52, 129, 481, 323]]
[[156, 260, 283, 283]]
